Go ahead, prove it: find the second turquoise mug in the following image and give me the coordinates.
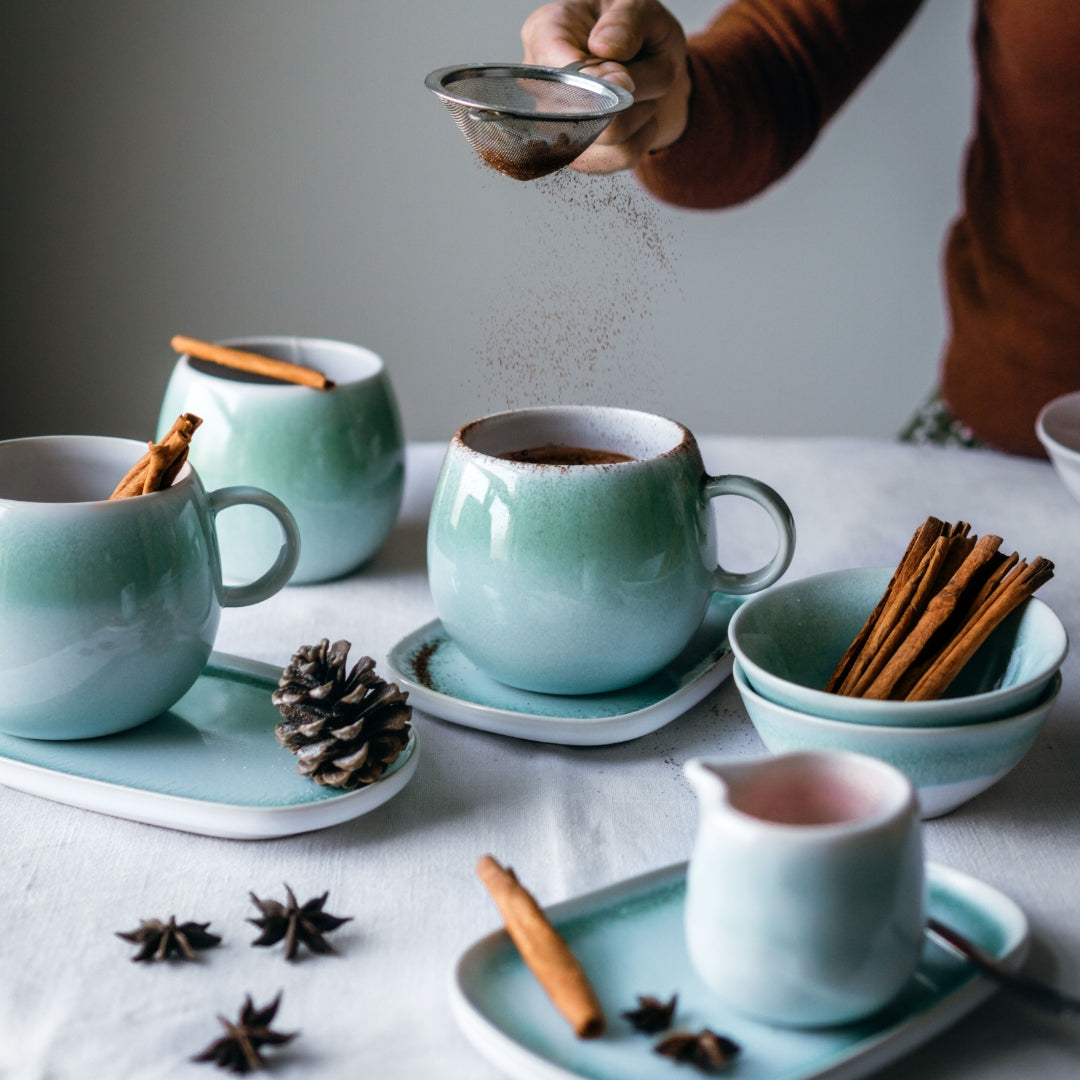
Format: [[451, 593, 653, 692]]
[[159, 335, 405, 584], [427, 405, 796, 695]]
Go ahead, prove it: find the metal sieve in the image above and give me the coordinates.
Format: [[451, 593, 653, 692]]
[[425, 62, 634, 181]]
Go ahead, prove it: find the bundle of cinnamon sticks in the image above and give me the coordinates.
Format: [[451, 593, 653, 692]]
[[110, 413, 202, 499], [826, 516, 1053, 701]]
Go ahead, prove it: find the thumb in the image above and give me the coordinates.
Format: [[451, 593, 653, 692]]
[[588, 0, 647, 61]]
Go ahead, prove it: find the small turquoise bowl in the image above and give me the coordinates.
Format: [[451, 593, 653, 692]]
[[733, 661, 1060, 818], [727, 567, 1067, 727]]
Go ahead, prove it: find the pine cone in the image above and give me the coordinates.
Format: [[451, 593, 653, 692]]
[[272, 639, 412, 789]]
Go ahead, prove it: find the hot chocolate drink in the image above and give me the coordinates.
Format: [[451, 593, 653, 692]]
[[497, 444, 635, 466]]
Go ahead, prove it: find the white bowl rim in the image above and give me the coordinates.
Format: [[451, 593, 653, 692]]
[[727, 566, 1068, 719], [733, 660, 1061, 737], [1036, 390, 1080, 462]]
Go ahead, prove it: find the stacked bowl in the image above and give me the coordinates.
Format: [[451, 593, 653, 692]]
[[727, 567, 1068, 817]]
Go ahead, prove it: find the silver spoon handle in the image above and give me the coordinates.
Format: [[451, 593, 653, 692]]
[[927, 917, 1080, 1017]]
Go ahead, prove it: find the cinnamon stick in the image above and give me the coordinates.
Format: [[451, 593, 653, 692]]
[[476, 855, 605, 1039], [171, 334, 335, 390], [842, 534, 953, 697], [825, 516, 946, 693], [905, 556, 1055, 701], [109, 413, 203, 499]]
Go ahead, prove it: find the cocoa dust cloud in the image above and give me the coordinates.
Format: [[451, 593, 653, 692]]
[[470, 169, 682, 412]]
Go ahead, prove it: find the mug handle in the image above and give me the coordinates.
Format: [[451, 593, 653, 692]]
[[703, 474, 796, 595], [207, 486, 301, 607]]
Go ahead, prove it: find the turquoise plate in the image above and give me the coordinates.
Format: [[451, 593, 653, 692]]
[[451, 861, 1028, 1080], [0, 652, 419, 839], [386, 594, 741, 746]]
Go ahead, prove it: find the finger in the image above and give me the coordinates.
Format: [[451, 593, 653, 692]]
[[574, 58, 635, 95], [522, 2, 601, 68], [588, 0, 667, 62]]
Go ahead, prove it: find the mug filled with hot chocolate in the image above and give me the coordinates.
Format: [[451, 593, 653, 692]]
[[427, 405, 796, 695]]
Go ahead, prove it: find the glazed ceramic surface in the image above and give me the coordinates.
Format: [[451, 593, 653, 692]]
[[0, 436, 298, 739], [159, 336, 405, 584], [0, 653, 418, 838], [1036, 390, 1080, 505], [385, 593, 740, 744], [684, 752, 924, 1027], [734, 662, 1059, 818], [451, 861, 1028, 1080], [728, 567, 1066, 726], [427, 406, 794, 695]]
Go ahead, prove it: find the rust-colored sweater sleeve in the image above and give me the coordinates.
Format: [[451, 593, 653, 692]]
[[636, 0, 926, 208]]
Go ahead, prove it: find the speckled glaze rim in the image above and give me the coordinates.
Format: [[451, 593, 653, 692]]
[[452, 405, 696, 468]]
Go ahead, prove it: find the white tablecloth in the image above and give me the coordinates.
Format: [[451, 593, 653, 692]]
[[3, 437, 1079, 1079]]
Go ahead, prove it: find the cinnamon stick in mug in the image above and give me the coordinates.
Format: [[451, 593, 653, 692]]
[[476, 854, 605, 1039], [109, 413, 203, 499], [171, 335, 334, 389]]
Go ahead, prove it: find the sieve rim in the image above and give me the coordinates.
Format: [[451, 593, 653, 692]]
[[424, 62, 634, 122]]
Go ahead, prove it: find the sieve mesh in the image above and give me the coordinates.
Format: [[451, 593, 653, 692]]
[[425, 63, 634, 181]]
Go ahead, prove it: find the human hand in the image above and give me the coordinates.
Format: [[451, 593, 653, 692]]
[[521, 0, 690, 173]]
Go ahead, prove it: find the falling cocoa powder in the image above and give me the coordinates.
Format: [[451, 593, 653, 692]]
[[469, 169, 682, 412]]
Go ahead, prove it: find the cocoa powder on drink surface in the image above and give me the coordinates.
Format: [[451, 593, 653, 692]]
[[496, 443, 635, 465]]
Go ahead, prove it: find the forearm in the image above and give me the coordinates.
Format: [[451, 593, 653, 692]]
[[636, 0, 926, 208]]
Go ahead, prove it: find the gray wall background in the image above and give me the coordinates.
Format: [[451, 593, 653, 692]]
[[4, 1, 974, 445]]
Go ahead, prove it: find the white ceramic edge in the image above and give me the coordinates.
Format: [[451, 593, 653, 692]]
[[1035, 390, 1080, 461], [727, 567, 1067, 727], [448, 862, 1029, 1080], [387, 622, 733, 745], [0, 652, 419, 840]]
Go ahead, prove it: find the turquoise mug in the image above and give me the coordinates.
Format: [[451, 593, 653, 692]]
[[159, 335, 405, 584], [0, 435, 300, 739], [427, 406, 796, 695], [685, 751, 925, 1026]]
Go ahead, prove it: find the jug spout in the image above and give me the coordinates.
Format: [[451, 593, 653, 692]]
[[684, 756, 757, 814]]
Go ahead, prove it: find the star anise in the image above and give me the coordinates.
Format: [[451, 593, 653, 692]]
[[247, 884, 352, 960], [116, 916, 222, 962], [623, 993, 678, 1034], [654, 1029, 741, 1072], [193, 992, 297, 1073]]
